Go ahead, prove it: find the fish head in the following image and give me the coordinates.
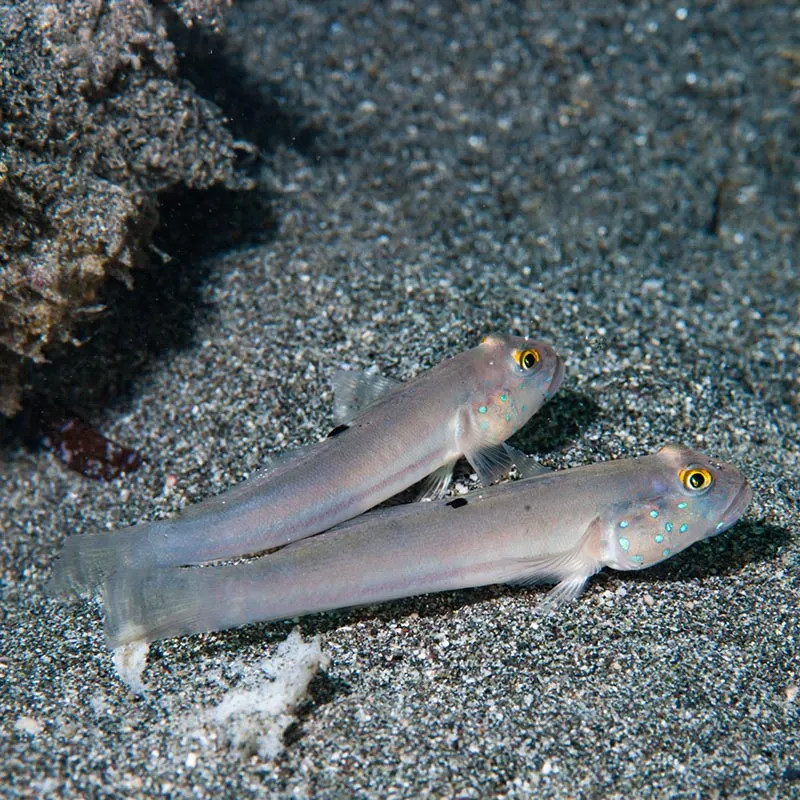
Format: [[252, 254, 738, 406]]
[[602, 443, 752, 571], [470, 333, 565, 444]]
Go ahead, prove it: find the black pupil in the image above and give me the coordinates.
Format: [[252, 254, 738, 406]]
[[689, 472, 705, 489], [523, 352, 535, 368]]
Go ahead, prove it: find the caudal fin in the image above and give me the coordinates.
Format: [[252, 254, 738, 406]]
[[46, 527, 150, 599], [104, 565, 238, 646]]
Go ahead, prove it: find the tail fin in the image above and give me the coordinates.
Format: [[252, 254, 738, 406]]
[[46, 527, 150, 599], [103, 566, 234, 646]]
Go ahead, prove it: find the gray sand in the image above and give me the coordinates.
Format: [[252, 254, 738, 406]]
[[1, 1, 798, 798]]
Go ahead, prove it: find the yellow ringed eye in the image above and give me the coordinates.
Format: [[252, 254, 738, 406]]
[[679, 466, 713, 492], [515, 349, 540, 370]]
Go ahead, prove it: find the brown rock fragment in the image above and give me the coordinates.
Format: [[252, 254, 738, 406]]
[[0, 0, 251, 416]]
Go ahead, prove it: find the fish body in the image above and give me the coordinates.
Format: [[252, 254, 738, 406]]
[[104, 444, 752, 646], [48, 335, 564, 596]]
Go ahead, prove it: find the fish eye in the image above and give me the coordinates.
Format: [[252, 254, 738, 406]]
[[679, 466, 713, 492], [515, 349, 540, 370]]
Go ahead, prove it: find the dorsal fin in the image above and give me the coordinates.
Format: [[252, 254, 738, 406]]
[[331, 369, 401, 424]]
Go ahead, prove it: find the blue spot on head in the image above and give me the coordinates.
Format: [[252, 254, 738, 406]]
[[478, 405, 488, 414], [665, 522, 673, 533], [505, 412, 512, 422], [654, 534, 664, 543], [499, 393, 508, 403], [663, 548, 671, 557], [618, 537, 630, 551], [677, 502, 688, 509], [650, 510, 659, 519], [521, 404, 527, 412], [479, 420, 490, 431], [680, 523, 688, 533], [631, 554, 643, 564], [619, 520, 629, 529]]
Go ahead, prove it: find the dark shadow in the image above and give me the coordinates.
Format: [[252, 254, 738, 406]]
[[282, 669, 352, 750], [1, 5, 325, 467], [0, 187, 272, 464], [0, 268, 198, 462], [783, 766, 800, 783], [510, 389, 601, 457], [163, 7, 323, 157], [153, 184, 277, 264]]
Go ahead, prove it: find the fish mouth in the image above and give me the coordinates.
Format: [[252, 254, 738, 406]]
[[548, 357, 566, 397], [715, 482, 753, 535]]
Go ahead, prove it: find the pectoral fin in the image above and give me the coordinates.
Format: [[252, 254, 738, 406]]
[[458, 408, 551, 486], [331, 370, 401, 424], [502, 445, 551, 479], [462, 441, 516, 486], [462, 443, 550, 486], [417, 460, 457, 501], [509, 515, 606, 615], [535, 575, 593, 616]]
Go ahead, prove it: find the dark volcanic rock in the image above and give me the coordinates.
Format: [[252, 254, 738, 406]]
[[0, 0, 248, 415]]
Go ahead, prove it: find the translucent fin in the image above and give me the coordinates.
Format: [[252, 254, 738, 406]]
[[331, 370, 401, 424], [417, 460, 456, 501], [104, 566, 211, 647], [535, 576, 591, 616], [45, 528, 145, 600], [509, 545, 594, 588], [502, 445, 551, 479], [509, 516, 605, 614], [457, 410, 537, 486], [462, 442, 515, 485]]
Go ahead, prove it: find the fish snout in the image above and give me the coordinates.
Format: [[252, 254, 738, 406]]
[[715, 480, 753, 536], [549, 356, 566, 397]]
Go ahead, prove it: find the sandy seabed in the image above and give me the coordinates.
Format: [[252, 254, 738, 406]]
[[1, 2, 798, 798]]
